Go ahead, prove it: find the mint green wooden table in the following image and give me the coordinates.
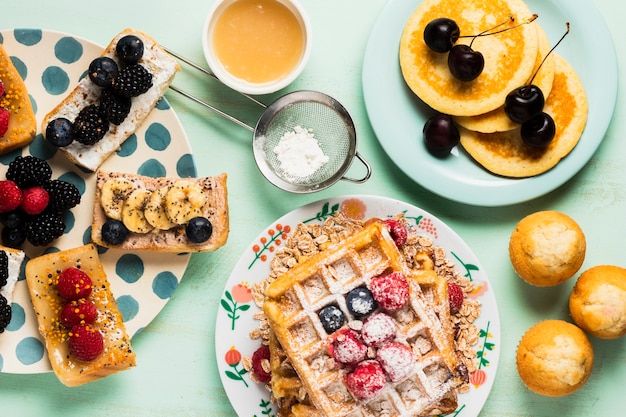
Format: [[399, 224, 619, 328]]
[[1, 0, 623, 415]]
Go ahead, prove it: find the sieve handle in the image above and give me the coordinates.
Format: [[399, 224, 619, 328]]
[[340, 152, 372, 184]]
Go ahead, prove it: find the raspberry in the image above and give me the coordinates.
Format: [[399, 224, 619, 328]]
[[345, 360, 386, 399], [20, 186, 50, 215], [448, 282, 464, 315], [69, 324, 104, 361], [72, 104, 109, 145], [113, 64, 153, 97], [0, 180, 23, 213], [57, 267, 93, 301], [250, 345, 271, 383], [0, 108, 9, 137], [384, 219, 408, 247], [59, 299, 98, 328], [328, 329, 367, 366], [376, 342, 414, 382], [369, 271, 409, 312], [6, 155, 52, 188], [361, 313, 397, 347]]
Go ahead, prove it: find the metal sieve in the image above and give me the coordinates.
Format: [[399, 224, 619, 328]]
[[165, 49, 371, 193]]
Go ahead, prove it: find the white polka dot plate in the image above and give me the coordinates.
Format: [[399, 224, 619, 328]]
[[215, 195, 500, 417], [0, 29, 196, 373]]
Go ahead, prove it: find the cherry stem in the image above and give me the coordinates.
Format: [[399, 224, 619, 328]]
[[525, 21, 571, 89], [463, 14, 539, 48]]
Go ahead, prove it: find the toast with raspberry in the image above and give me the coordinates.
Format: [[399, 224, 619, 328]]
[[25, 244, 136, 386]]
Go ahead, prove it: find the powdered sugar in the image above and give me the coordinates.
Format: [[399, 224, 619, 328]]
[[273, 125, 329, 177]]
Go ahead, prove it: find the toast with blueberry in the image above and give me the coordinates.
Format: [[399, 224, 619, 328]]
[[92, 170, 229, 253], [42, 28, 181, 171]]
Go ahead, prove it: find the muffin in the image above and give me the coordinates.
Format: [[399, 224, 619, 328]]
[[516, 320, 593, 396], [509, 211, 586, 286], [569, 265, 626, 339]]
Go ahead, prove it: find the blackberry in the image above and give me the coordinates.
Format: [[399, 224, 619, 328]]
[[116, 35, 144, 64], [88, 57, 119, 88], [0, 250, 8, 288], [42, 179, 82, 212], [0, 296, 11, 333], [113, 64, 153, 97], [25, 212, 66, 246], [72, 104, 109, 145], [6, 156, 52, 188], [100, 88, 131, 125]]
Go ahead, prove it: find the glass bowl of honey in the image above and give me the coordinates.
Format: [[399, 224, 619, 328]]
[[202, 0, 311, 95]]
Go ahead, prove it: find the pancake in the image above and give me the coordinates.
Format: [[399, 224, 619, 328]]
[[399, 0, 539, 116], [455, 25, 555, 133], [459, 54, 587, 177]]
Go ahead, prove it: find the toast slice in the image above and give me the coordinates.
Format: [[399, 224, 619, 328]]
[[25, 244, 136, 386], [92, 170, 229, 252], [42, 28, 181, 171], [0, 43, 37, 154], [0, 245, 26, 333]]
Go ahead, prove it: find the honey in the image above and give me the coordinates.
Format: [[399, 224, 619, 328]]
[[212, 0, 305, 84]]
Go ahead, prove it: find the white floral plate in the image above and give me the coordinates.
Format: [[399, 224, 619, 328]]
[[215, 195, 500, 416], [362, 0, 617, 206], [0, 29, 195, 373]]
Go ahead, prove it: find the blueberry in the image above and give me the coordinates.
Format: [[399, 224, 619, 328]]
[[345, 287, 377, 318], [101, 219, 128, 245], [186, 217, 213, 243], [0, 211, 25, 229], [45, 118, 74, 147], [319, 305, 345, 334], [116, 35, 144, 64], [1, 227, 26, 248], [88, 57, 119, 88]]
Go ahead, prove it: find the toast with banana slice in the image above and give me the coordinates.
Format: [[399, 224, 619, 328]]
[[92, 170, 229, 252]]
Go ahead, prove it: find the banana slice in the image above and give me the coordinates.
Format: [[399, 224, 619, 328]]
[[100, 178, 136, 220], [165, 180, 207, 225], [144, 186, 177, 230], [121, 188, 154, 233]]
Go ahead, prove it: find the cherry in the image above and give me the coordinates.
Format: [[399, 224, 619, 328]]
[[505, 22, 570, 124], [424, 18, 460, 53], [438, 14, 537, 82], [521, 112, 555, 148], [423, 113, 460, 157], [448, 45, 484, 82], [504, 85, 545, 124]]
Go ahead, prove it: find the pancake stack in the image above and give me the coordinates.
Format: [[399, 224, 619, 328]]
[[399, 0, 587, 178]]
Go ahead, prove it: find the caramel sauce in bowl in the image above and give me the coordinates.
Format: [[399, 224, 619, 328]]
[[203, 0, 311, 94]]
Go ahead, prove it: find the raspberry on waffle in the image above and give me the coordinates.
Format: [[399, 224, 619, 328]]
[[263, 221, 461, 416]]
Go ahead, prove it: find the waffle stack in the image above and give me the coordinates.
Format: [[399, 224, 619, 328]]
[[263, 221, 460, 416]]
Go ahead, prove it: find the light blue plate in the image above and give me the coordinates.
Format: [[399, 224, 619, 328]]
[[362, 0, 617, 206], [0, 29, 195, 373]]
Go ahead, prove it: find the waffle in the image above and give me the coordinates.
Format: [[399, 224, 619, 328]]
[[263, 221, 460, 416]]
